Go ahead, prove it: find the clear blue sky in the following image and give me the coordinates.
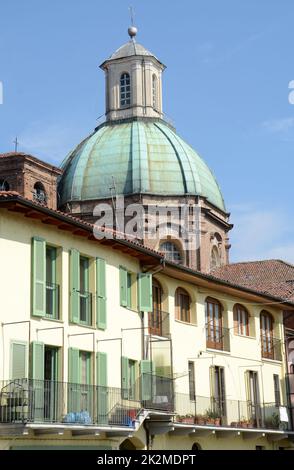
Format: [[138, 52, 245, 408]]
[[1, 0, 294, 263]]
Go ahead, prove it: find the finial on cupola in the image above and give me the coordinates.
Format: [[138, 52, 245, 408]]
[[128, 6, 137, 40]]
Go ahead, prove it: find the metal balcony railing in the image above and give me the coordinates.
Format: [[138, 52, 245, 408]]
[[261, 335, 282, 361], [206, 324, 230, 351], [0, 376, 174, 426], [46, 282, 60, 319], [174, 392, 292, 431], [148, 309, 170, 337]]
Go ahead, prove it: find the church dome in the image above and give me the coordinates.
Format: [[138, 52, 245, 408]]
[[59, 120, 226, 212]]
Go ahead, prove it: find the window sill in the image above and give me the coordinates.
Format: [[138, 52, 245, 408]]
[[31, 315, 63, 323], [69, 322, 96, 330], [175, 319, 197, 327], [122, 306, 139, 314], [234, 333, 256, 340], [261, 357, 282, 364], [206, 348, 231, 355]]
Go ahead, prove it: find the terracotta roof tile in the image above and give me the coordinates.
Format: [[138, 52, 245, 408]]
[[212, 260, 294, 302]]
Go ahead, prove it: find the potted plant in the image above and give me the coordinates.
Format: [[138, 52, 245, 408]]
[[195, 414, 206, 425], [240, 417, 249, 428], [205, 408, 221, 425], [181, 414, 195, 424], [265, 412, 280, 430]]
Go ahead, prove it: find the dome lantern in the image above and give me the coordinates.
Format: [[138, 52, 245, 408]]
[[100, 31, 166, 122]]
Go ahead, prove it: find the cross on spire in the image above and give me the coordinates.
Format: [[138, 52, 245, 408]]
[[129, 5, 135, 26], [13, 137, 19, 152]]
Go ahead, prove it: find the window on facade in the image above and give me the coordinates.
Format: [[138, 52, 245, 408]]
[[205, 297, 223, 349], [273, 374, 281, 406], [33, 182, 47, 204], [175, 287, 191, 323], [152, 74, 157, 109], [120, 72, 131, 107], [210, 366, 226, 417], [0, 179, 10, 191], [79, 256, 91, 325], [160, 241, 182, 263], [150, 279, 163, 336], [210, 246, 221, 270], [188, 361, 196, 401], [122, 357, 138, 400], [126, 272, 132, 309], [260, 310, 274, 359], [233, 304, 249, 336], [45, 246, 58, 319], [245, 370, 261, 426]]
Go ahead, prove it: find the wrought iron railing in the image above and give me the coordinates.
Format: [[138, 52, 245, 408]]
[[206, 324, 230, 351], [0, 376, 173, 426], [1, 379, 290, 431], [148, 309, 170, 337], [261, 335, 282, 361], [174, 392, 292, 430]]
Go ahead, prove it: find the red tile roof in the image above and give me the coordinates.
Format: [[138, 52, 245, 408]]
[[212, 260, 294, 302]]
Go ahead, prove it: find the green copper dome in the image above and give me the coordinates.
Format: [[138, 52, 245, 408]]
[[59, 120, 226, 212]]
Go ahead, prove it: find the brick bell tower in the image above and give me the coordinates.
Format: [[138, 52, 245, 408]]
[[0, 152, 63, 210]]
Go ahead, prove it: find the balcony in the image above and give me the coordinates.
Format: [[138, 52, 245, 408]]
[[148, 309, 170, 337], [0, 376, 174, 427], [206, 324, 230, 352], [46, 282, 60, 319], [261, 335, 282, 361], [174, 392, 291, 431]]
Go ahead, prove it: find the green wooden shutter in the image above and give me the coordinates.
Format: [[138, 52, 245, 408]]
[[96, 352, 108, 424], [11, 342, 27, 380], [96, 258, 107, 330], [138, 273, 153, 312], [30, 341, 45, 421], [121, 356, 129, 399], [68, 348, 80, 413], [69, 249, 80, 323], [31, 237, 46, 317], [141, 360, 153, 401], [119, 267, 128, 307]]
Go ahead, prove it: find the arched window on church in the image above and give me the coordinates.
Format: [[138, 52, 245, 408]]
[[152, 74, 157, 109], [0, 179, 10, 191], [120, 72, 131, 107], [210, 246, 221, 270], [160, 241, 182, 264], [33, 182, 47, 204]]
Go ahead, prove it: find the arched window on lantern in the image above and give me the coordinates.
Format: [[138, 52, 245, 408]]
[[120, 72, 131, 107]]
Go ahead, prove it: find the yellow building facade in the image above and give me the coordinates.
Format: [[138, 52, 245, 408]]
[[0, 195, 293, 450]]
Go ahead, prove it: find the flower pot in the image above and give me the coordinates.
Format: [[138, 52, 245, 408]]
[[241, 422, 248, 428], [196, 418, 206, 426], [206, 418, 215, 425], [230, 422, 238, 428], [214, 418, 221, 426], [182, 417, 195, 424]]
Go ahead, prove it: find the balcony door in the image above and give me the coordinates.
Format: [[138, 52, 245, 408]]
[[149, 279, 162, 336], [260, 311, 274, 359], [206, 297, 223, 350], [210, 366, 226, 419], [246, 371, 261, 427], [44, 346, 59, 421]]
